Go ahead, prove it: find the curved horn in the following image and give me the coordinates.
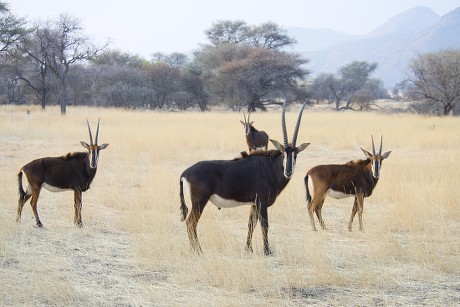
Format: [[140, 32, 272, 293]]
[[371, 135, 376, 155], [379, 135, 383, 156], [248, 109, 251, 122], [282, 102, 288, 147], [291, 100, 308, 148], [86, 118, 93, 146], [95, 117, 100, 145], [243, 111, 247, 124]]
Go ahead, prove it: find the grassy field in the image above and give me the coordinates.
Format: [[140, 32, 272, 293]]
[[0, 105, 459, 306]]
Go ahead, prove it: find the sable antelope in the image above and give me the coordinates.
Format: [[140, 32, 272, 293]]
[[240, 111, 269, 151], [305, 136, 391, 232], [180, 102, 310, 255], [17, 119, 109, 227]]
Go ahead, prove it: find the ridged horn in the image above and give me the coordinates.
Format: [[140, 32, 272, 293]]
[[371, 135, 376, 155], [292, 100, 308, 148], [86, 118, 93, 146], [379, 135, 383, 156], [95, 118, 100, 145], [282, 102, 288, 148]]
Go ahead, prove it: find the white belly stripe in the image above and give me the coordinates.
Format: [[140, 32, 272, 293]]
[[43, 183, 72, 192], [326, 189, 352, 199], [210, 194, 254, 209]]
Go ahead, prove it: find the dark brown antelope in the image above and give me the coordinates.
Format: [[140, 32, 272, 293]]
[[180, 102, 310, 255], [240, 111, 269, 151], [17, 119, 109, 227], [305, 136, 391, 232]]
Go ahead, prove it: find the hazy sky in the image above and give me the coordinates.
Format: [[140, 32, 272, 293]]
[[9, 0, 460, 58]]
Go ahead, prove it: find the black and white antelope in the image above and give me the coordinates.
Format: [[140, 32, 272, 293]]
[[17, 119, 109, 227], [240, 111, 269, 151], [305, 136, 391, 232], [180, 102, 310, 255]]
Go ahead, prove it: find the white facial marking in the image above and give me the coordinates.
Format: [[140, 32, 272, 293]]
[[43, 183, 72, 192], [326, 189, 352, 199], [89, 150, 99, 168], [210, 194, 254, 209]]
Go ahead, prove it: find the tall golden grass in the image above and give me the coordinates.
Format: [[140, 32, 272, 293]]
[[0, 105, 459, 306]]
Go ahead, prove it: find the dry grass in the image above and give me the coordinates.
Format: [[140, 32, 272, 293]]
[[0, 105, 459, 306]]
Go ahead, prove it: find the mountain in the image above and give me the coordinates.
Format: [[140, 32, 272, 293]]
[[292, 7, 460, 87], [410, 7, 460, 51], [368, 6, 439, 37], [287, 27, 360, 52]]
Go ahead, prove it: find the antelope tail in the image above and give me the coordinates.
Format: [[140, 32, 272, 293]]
[[179, 177, 189, 222], [18, 171, 26, 200], [305, 174, 312, 205]]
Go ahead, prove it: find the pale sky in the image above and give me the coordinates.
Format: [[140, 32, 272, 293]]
[[9, 0, 460, 58]]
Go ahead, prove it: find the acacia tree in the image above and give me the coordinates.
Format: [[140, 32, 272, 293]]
[[204, 20, 250, 47], [90, 50, 149, 108], [211, 46, 308, 110], [0, 2, 29, 104], [408, 49, 460, 116], [178, 63, 210, 111], [196, 21, 308, 110], [310, 73, 336, 104], [11, 25, 56, 109], [42, 14, 106, 114], [205, 20, 295, 50], [144, 52, 188, 109], [0, 2, 28, 53], [311, 61, 378, 110]]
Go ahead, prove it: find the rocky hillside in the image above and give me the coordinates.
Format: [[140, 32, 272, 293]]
[[289, 7, 460, 87]]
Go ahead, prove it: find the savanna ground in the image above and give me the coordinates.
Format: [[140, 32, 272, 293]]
[[0, 105, 459, 306]]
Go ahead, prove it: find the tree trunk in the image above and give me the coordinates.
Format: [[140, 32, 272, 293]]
[[59, 74, 67, 115], [59, 82, 67, 115], [443, 103, 454, 116], [41, 90, 46, 110], [60, 101, 66, 115]]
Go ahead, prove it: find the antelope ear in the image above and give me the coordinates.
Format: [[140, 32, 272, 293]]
[[81, 141, 90, 149], [240, 120, 245, 125], [99, 143, 109, 150], [382, 151, 391, 160], [270, 139, 285, 153], [296, 143, 310, 154], [361, 147, 372, 159], [250, 121, 254, 125]]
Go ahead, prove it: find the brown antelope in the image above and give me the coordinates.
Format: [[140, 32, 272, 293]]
[[240, 111, 269, 151], [180, 102, 309, 255], [17, 119, 109, 227], [305, 136, 391, 232]]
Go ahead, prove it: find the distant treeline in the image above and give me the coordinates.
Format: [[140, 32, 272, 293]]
[[0, 3, 458, 115]]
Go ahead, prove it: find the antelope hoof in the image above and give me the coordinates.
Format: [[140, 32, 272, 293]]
[[264, 248, 273, 256], [75, 221, 83, 227], [37, 221, 43, 228], [245, 245, 253, 253]]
